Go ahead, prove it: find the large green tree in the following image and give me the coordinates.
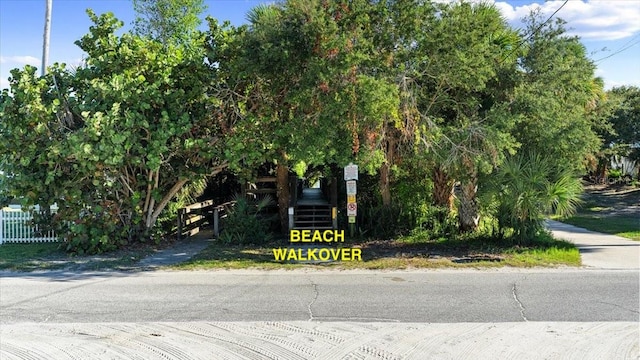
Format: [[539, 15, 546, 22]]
[[510, 14, 603, 172], [606, 86, 640, 163], [408, 1, 520, 231], [227, 0, 399, 230], [132, 0, 206, 47], [0, 11, 228, 253]]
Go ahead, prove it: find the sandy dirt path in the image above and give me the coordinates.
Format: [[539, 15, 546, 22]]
[[1, 321, 638, 360]]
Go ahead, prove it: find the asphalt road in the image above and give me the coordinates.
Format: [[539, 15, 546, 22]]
[[1, 269, 638, 323], [1, 269, 639, 359]]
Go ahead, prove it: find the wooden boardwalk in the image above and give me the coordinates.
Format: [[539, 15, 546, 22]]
[[296, 188, 329, 206]]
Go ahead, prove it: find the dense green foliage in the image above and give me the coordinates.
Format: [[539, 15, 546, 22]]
[[488, 153, 583, 242], [605, 86, 640, 163], [510, 15, 603, 172], [132, 0, 206, 48], [0, 11, 228, 253], [219, 195, 275, 245], [1, 0, 626, 253]]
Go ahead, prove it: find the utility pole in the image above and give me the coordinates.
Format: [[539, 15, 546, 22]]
[[41, 0, 52, 76]]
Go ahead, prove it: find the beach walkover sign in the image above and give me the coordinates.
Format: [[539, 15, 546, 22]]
[[344, 163, 358, 226]]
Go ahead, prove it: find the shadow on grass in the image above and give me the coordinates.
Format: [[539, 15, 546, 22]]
[[0, 241, 153, 279], [177, 231, 581, 269], [1, 229, 581, 274]]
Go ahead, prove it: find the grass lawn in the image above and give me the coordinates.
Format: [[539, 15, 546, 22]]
[[0, 242, 150, 272], [561, 215, 640, 241], [558, 186, 640, 241], [174, 232, 580, 270], [0, 231, 580, 271], [0, 242, 68, 271]]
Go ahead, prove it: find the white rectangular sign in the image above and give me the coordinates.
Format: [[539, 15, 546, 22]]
[[344, 164, 358, 181], [346, 180, 357, 195]]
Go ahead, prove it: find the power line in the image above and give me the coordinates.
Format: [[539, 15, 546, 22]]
[[499, 0, 569, 64], [618, 33, 640, 49], [593, 38, 640, 63]]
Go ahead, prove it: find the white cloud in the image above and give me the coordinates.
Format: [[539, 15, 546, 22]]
[[0, 55, 40, 66], [494, 0, 640, 41], [0, 78, 9, 90], [605, 78, 640, 90]]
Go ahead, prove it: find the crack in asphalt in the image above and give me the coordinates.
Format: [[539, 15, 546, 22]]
[[512, 283, 528, 322], [308, 281, 319, 322]]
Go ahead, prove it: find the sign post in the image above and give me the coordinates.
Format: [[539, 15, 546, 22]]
[[344, 163, 358, 237]]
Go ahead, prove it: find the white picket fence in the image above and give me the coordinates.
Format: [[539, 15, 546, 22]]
[[0, 208, 59, 244]]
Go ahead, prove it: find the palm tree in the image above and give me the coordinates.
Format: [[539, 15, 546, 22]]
[[490, 153, 583, 243]]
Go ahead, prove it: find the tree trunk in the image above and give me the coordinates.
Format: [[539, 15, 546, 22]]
[[432, 165, 454, 210], [380, 161, 391, 206], [458, 178, 480, 232], [276, 162, 290, 233], [379, 128, 397, 206]]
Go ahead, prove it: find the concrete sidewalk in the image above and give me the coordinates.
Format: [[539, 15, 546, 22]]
[[136, 230, 214, 269], [546, 220, 640, 270]]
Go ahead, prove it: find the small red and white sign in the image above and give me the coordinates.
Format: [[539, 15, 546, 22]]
[[347, 202, 357, 216]]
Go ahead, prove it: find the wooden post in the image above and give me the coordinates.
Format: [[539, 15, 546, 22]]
[[288, 207, 295, 231], [330, 177, 337, 208], [177, 208, 184, 240], [213, 207, 220, 238], [0, 210, 4, 245], [288, 175, 298, 207], [330, 177, 338, 230]]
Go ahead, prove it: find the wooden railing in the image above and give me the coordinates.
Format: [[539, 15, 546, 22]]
[[177, 200, 235, 240]]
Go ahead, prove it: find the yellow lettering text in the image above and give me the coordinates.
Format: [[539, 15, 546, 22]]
[[290, 230, 301, 242], [318, 249, 330, 261], [273, 248, 287, 261], [273, 247, 363, 262]]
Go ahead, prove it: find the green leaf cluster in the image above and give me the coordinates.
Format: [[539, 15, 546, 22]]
[[0, 10, 227, 253]]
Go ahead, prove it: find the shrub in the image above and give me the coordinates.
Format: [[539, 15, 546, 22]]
[[415, 205, 459, 239], [608, 168, 622, 179], [357, 204, 416, 239], [219, 194, 275, 245], [489, 153, 582, 244], [55, 208, 131, 255]]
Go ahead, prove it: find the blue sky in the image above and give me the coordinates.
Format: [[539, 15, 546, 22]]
[[1, 0, 639, 90]]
